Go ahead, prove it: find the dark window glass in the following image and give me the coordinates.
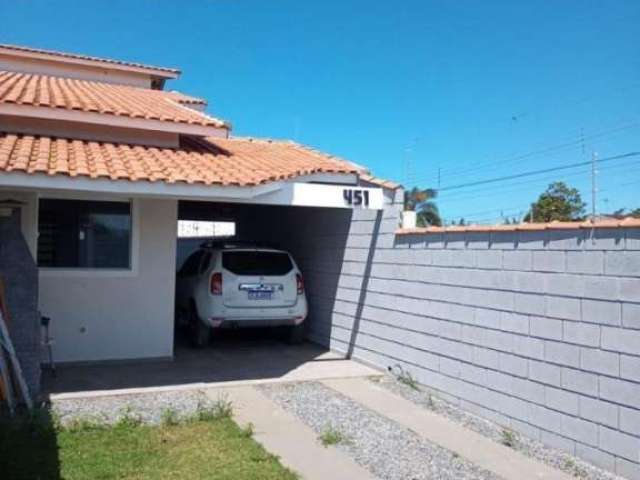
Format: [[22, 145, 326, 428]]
[[223, 251, 293, 276], [199, 252, 212, 274], [38, 199, 131, 269], [178, 250, 204, 277]]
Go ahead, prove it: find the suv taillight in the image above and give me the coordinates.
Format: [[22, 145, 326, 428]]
[[296, 273, 304, 295], [210, 272, 222, 295]]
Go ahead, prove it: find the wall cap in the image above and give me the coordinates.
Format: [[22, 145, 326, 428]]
[[396, 217, 640, 235]]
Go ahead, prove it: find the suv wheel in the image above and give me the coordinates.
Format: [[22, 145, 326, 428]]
[[189, 305, 210, 348]]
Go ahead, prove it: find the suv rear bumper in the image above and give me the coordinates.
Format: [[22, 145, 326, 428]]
[[206, 315, 306, 328]]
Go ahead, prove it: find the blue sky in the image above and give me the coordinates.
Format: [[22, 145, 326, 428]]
[[2, 1, 639, 223]]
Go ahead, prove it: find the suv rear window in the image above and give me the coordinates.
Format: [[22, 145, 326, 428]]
[[222, 251, 293, 276]]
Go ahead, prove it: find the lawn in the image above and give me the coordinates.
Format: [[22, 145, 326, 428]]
[[0, 410, 298, 480]]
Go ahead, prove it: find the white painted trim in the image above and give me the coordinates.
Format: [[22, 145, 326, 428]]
[[0, 46, 180, 79], [0, 115, 180, 148], [0, 103, 228, 137], [37, 198, 141, 278], [0, 172, 383, 209]]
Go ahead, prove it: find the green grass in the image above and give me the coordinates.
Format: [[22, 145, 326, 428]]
[[0, 410, 298, 480], [500, 428, 517, 448], [389, 364, 421, 391]]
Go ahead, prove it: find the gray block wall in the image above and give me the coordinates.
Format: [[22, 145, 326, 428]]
[[295, 187, 640, 480], [0, 208, 41, 398]]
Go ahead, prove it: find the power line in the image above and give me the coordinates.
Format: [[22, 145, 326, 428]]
[[409, 121, 640, 186], [440, 162, 640, 220], [437, 158, 640, 202], [435, 152, 640, 193]]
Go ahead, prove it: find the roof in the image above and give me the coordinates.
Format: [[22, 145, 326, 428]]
[[0, 71, 227, 129], [168, 91, 207, 106], [0, 43, 180, 76], [397, 218, 640, 235], [0, 132, 358, 186], [359, 173, 401, 190]]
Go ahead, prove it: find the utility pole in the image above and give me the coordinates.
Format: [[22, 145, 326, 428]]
[[591, 151, 598, 222], [437, 166, 441, 189]]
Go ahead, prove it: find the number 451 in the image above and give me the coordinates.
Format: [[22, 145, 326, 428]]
[[343, 189, 369, 206]]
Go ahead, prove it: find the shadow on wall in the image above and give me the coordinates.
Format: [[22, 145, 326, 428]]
[[347, 209, 382, 359]]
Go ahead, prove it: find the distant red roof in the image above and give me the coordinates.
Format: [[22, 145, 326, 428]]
[[397, 218, 640, 234]]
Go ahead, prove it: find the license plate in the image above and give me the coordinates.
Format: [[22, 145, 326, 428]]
[[248, 291, 272, 300]]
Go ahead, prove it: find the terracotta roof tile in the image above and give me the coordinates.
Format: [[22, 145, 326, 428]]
[[0, 132, 358, 187], [0, 71, 228, 128], [167, 91, 207, 106], [359, 173, 402, 190], [0, 43, 179, 75]]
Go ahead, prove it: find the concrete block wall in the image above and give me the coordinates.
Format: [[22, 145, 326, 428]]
[[298, 187, 640, 479], [0, 208, 41, 398]]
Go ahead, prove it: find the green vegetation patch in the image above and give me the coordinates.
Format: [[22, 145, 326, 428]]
[[0, 409, 298, 480]]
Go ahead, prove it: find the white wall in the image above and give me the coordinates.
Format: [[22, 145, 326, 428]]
[[0, 54, 155, 88], [37, 198, 178, 363]]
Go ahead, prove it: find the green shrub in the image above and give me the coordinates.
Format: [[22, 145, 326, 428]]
[[318, 426, 351, 447]]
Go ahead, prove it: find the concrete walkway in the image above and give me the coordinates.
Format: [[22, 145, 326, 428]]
[[46, 341, 381, 399], [323, 377, 573, 480], [206, 385, 376, 480]]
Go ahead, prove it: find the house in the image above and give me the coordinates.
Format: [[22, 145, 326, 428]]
[[0, 44, 397, 395], [2, 45, 639, 479]]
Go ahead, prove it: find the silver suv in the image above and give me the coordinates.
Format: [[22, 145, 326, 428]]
[[176, 242, 308, 346]]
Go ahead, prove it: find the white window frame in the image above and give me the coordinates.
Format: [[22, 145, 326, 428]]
[[37, 194, 140, 278]]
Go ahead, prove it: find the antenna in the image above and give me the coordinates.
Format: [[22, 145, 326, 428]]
[[403, 137, 420, 187], [591, 151, 598, 222]]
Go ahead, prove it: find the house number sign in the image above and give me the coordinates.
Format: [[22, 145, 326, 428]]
[[343, 189, 370, 207]]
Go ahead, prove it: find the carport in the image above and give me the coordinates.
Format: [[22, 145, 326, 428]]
[[173, 201, 355, 350]]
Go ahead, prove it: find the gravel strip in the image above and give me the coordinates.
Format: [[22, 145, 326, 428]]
[[375, 375, 623, 480], [259, 381, 499, 480], [50, 389, 226, 426]]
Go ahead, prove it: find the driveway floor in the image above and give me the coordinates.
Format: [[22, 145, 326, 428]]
[[43, 338, 379, 398]]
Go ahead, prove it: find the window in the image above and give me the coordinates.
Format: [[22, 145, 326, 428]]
[[38, 199, 132, 269], [199, 252, 212, 274], [222, 251, 293, 276]]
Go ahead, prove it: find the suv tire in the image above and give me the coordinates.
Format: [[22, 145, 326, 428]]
[[189, 304, 210, 348]]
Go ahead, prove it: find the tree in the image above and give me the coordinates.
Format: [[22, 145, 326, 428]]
[[404, 187, 442, 227], [524, 182, 585, 222], [613, 207, 640, 219]]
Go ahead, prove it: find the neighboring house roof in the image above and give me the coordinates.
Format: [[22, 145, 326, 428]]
[[397, 218, 640, 234], [0, 71, 228, 129], [0, 132, 358, 186], [0, 43, 180, 76]]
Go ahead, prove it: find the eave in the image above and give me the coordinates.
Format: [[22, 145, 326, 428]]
[[0, 103, 228, 138]]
